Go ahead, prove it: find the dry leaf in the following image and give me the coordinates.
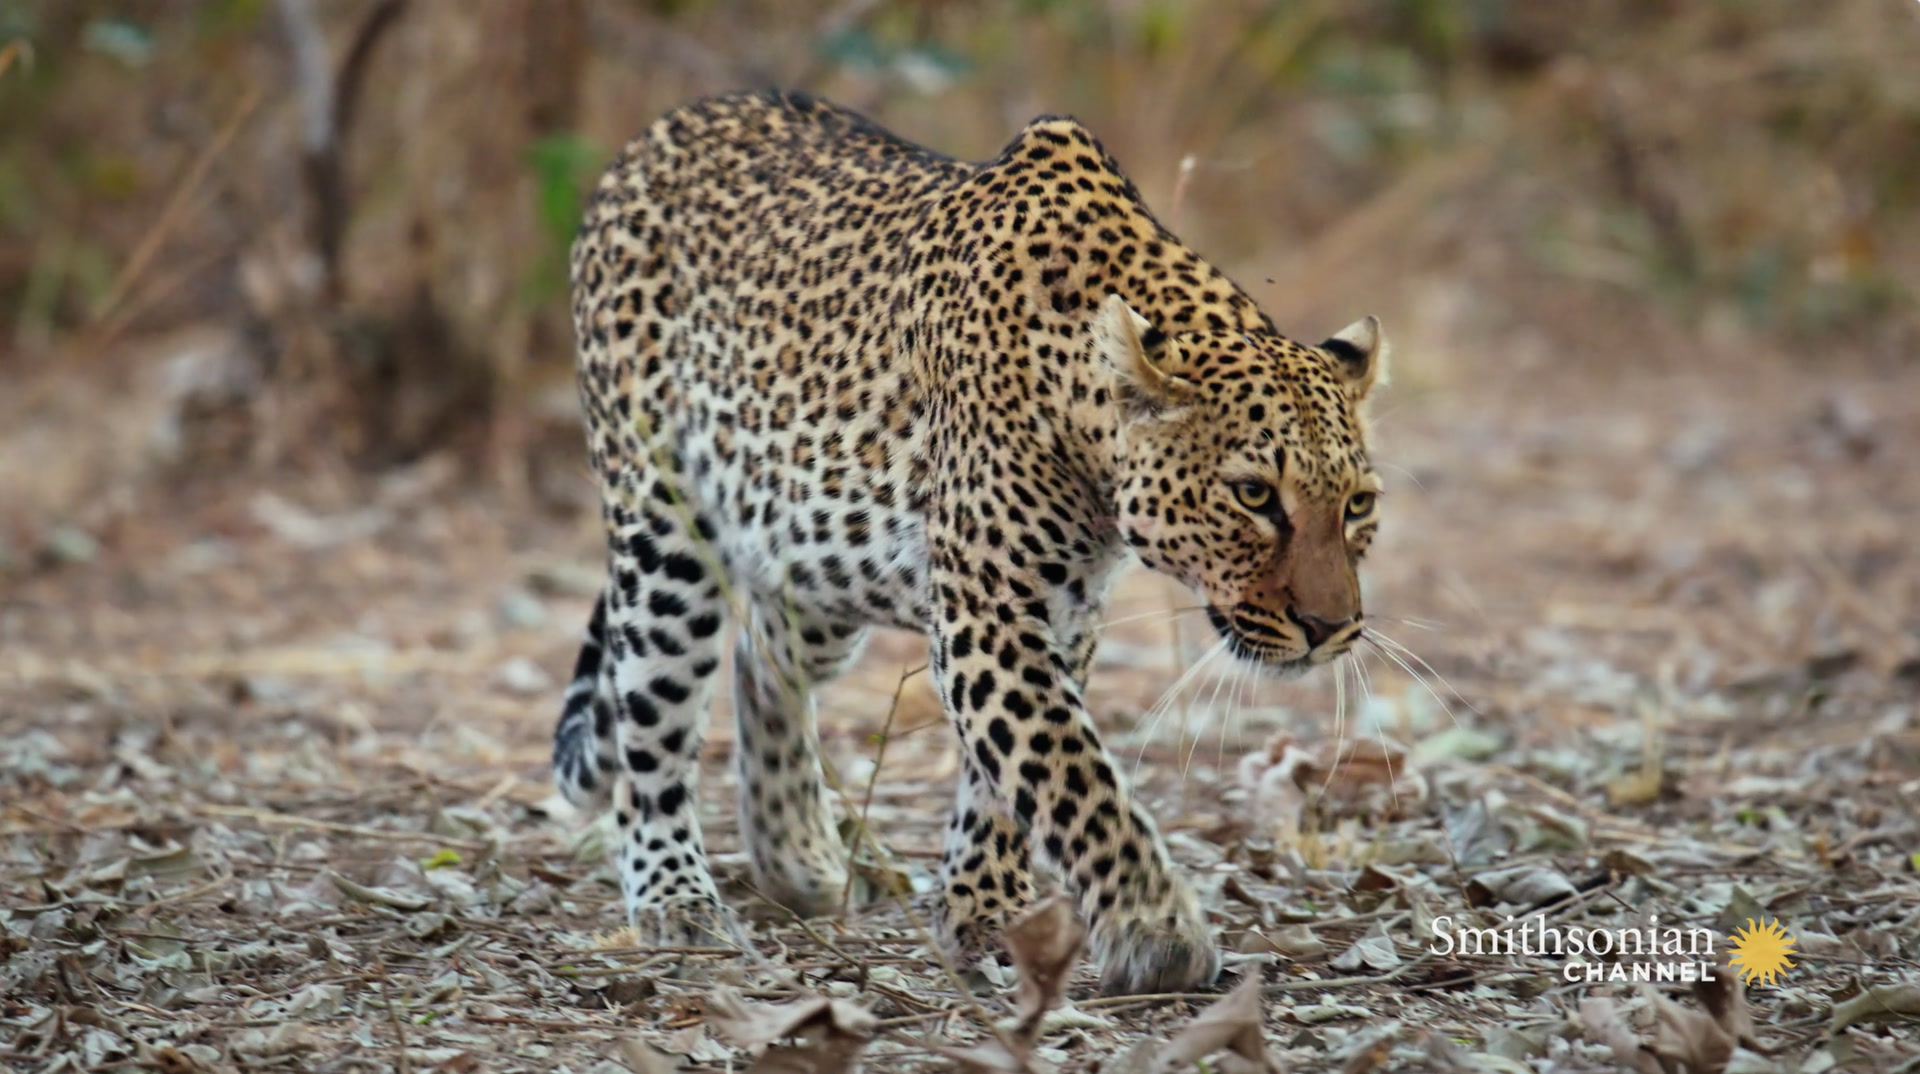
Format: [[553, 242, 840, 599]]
[[924, 1038, 1031, 1074], [1607, 766, 1666, 807], [1642, 985, 1735, 1074], [706, 990, 878, 1049], [662, 1024, 732, 1064], [1692, 965, 1760, 1050], [1463, 865, 1576, 909], [1829, 982, 1920, 1031], [1104, 1039, 1160, 1074], [1440, 799, 1508, 868], [1003, 892, 1088, 1036], [1239, 924, 1326, 961], [1350, 864, 1405, 892], [1577, 997, 1661, 1074], [1601, 848, 1659, 878], [620, 1037, 682, 1074], [1337, 1022, 1399, 1074], [1154, 973, 1279, 1074], [749, 1040, 872, 1074], [1330, 924, 1402, 972], [328, 870, 432, 911], [705, 989, 876, 1074], [1239, 742, 1312, 839]]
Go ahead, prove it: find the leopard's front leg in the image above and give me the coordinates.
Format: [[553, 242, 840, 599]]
[[929, 568, 1220, 996]]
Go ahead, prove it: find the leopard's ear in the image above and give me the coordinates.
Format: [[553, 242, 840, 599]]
[[1320, 315, 1390, 401], [1094, 294, 1191, 412]]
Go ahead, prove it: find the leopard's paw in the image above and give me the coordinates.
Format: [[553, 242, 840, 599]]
[[633, 894, 753, 952], [750, 852, 862, 920], [1088, 889, 1220, 995]]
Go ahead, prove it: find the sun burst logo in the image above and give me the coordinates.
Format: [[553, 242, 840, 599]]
[[1727, 917, 1798, 986]]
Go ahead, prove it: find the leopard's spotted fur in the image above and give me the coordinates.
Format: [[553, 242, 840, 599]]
[[551, 90, 1388, 994]]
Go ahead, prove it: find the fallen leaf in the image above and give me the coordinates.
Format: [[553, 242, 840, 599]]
[[1350, 864, 1404, 892], [1830, 982, 1920, 1031], [1411, 725, 1502, 764], [705, 989, 876, 1074], [329, 871, 432, 911], [1463, 865, 1576, 909], [1239, 924, 1326, 961], [1642, 985, 1734, 1073], [1482, 1023, 1551, 1061], [1441, 798, 1508, 867], [420, 848, 464, 870], [1003, 892, 1087, 1036], [1601, 848, 1658, 878], [1577, 997, 1660, 1074], [134, 1044, 215, 1074], [1338, 1022, 1400, 1073], [620, 1039, 681, 1074], [662, 1024, 731, 1064], [1693, 963, 1759, 1050], [1607, 765, 1667, 807], [751, 1040, 873, 1074], [1517, 803, 1588, 851], [1292, 1003, 1369, 1025], [1154, 973, 1278, 1074], [924, 1038, 1030, 1074], [847, 857, 914, 899], [1330, 924, 1402, 972]]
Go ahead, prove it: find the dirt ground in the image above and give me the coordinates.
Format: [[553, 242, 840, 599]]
[[4, 345, 1919, 1073]]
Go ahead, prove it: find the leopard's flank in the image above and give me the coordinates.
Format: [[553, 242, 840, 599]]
[[552, 90, 1389, 995]]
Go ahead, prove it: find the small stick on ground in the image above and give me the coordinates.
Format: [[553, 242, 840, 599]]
[[199, 804, 489, 851]]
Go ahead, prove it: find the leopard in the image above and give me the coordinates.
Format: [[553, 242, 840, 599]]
[[550, 89, 1388, 996]]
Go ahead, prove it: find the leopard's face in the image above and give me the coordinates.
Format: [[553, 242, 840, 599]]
[[1095, 296, 1388, 676]]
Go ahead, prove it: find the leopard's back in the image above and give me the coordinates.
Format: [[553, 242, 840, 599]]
[[569, 91, 968, 620]]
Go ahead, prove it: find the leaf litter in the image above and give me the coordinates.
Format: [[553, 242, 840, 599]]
[[6, 359, 1920, 1072]]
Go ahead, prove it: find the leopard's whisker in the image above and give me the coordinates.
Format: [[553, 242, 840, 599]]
[[1362, 635, 1462, 735], [1322, 654, 1347, 801], [1215, 656, 1252, 776], [1098, 604, 1209, 634], [1352, 642, 1378, 723], [1369, 628, 1483, 722], [1180, 644, 1238, 784], [1371, 613, 1448, 633], [1376, 461, 1427, 491], [1354, 650, 1404, 814], [1132, 637, 1229, 788]]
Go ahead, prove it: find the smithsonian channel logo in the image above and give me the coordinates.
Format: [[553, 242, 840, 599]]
[[1429, 914, 1798, 985]]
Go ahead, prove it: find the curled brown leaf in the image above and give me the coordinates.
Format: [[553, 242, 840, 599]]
[[1153, 973, 1279, 1074], [1003, 891, 1088, 1038]]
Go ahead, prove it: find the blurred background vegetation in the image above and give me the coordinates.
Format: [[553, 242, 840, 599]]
[[1, 0, 1915, 550]]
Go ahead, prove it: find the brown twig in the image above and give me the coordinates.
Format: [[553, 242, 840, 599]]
[[376, 959, 414, 1074], [842, 661, 927, 912], [198, 804, 489, 851], [91, 85, 263, 325], [132, 873, 236, 917]]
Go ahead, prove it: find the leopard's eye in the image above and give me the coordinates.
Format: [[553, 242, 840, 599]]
[[1345, 491, 1377, 521], [1232, 481, 1276, 513]]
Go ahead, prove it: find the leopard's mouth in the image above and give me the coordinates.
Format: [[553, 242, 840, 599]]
[[1205, 605, 1348, 678]]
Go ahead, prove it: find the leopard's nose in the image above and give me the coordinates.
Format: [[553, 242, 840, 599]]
[[1289, 610, 1354, 649]]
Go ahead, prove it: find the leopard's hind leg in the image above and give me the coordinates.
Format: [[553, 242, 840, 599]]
[[551, 592, 618, 810], [592, 467, 743, 950], [732, 603, 872, 917]]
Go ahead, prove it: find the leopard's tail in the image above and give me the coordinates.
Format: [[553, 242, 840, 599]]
[[551, 590, 618, 810]]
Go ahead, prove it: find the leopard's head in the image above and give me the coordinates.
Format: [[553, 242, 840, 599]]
[[1097, 294, 1387, 677]]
